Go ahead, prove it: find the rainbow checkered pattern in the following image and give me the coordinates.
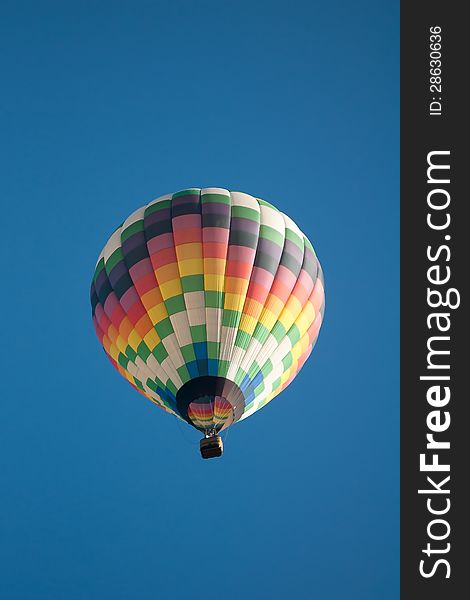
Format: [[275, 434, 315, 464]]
[[91, 188, 325, 434]]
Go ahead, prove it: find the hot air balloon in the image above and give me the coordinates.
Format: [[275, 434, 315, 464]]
[[91, 188, 325, 458]]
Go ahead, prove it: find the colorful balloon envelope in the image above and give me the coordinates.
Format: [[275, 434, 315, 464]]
[[91, 188, 325, 454]]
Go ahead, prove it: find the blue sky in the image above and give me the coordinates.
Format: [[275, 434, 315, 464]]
[[0, 1, 399, 598]]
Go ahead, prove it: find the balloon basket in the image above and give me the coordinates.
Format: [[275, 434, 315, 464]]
[[200, 435, 224, 459]]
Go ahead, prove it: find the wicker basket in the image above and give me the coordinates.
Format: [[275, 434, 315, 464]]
[[200, 435, 224, 459]]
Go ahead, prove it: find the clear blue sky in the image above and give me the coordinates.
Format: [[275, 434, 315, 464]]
[[0, 1, 399, 598]]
